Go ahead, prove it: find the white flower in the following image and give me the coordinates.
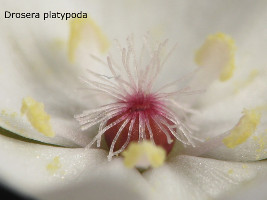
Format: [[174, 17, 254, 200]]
[[0, 0, 266, 200]]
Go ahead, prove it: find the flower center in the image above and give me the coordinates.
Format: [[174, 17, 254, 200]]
[[127, 92, 156, 113], [104, 92, 175, 157], [75, 37, 202, 161]]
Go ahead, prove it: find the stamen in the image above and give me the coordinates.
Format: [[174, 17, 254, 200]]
[[68, 18, 109, 63], [21, 97, 55, 137], [223, 108, 261, 148], [182, 107, 263, 156], [195, 32, 236, 82], [122, 141, 166, 169]]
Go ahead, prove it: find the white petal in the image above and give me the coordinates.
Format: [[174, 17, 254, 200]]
[[41, 159, 157, 200], [187, 70, 267, 161], [219, 174, 267, 200], [55, 0, 267, 80], [0, 133, 103, 196], [90, 0, 267, 82], [143, 155, 267, 200], [0, 133, 155, 199], [0, 33, 93, 146], [203, 124, 267, 162], [0, 3, 103, 146]]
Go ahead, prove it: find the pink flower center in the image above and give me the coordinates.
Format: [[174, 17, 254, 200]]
[[126, 92, 158, 113], [104, 92, 175, 155]]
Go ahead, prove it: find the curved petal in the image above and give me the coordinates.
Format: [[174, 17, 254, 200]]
[[186, 71, 267, 161], [0, 0, 103, 147], [0, 133, 155, 199], [203, 118, 267, 161], [143, 155, 267, 200], [0, 28, 96, 146], [0, 133, 104, 196], [219, 174, 267, 200], [41, 159, 157, 200]]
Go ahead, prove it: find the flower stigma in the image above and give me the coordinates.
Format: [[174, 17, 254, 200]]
[[75, 36, 202, 161]]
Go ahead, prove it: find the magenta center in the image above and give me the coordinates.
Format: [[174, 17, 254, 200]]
[[125, 92, 159, 115], [104, 91, 175, 154]]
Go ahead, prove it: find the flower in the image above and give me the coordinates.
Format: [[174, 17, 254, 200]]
[[0, 0, 267, 200]]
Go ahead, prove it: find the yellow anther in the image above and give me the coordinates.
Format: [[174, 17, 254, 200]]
[[21, 97, 55, 137], [68, 17, 109, 62], [122, 141, 166, 169], [195, 33, 236, 81], [223, 108, 261, 148]]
